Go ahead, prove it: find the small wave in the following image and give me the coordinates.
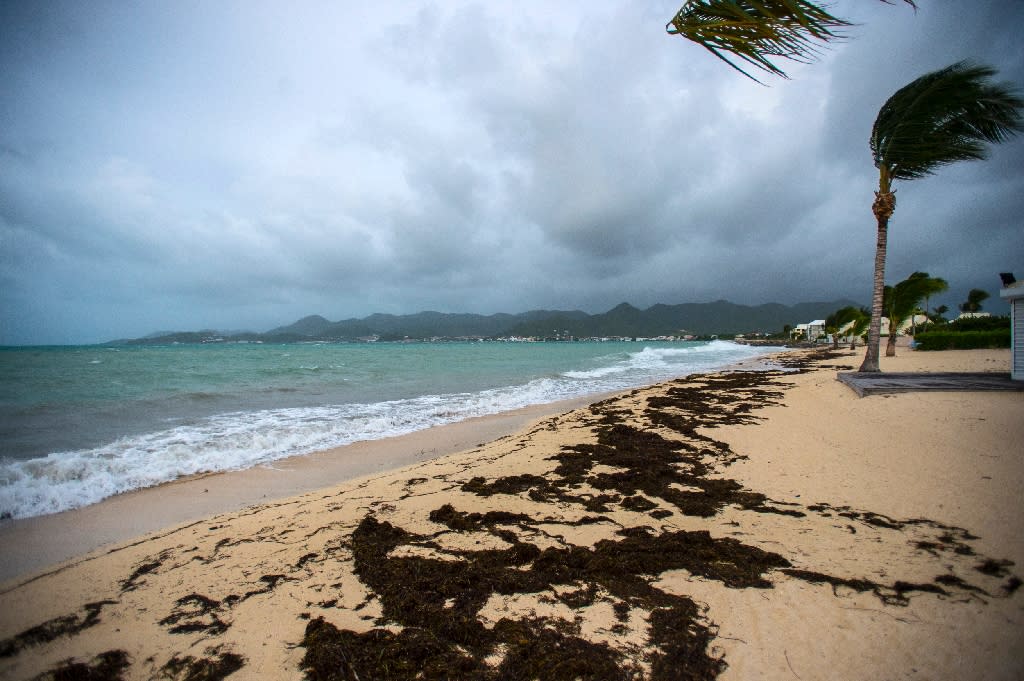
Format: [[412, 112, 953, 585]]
[[182, 391, 220, 402], [563, 340, 770, 382], [562, 364, 628, 379]]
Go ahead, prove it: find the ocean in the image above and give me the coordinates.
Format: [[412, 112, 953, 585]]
[[0, 340, 781, 519]]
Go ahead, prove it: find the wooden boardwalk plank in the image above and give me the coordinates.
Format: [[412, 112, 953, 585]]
[[836, 372, 1023, 397]]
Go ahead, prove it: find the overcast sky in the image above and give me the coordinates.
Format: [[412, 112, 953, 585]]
[[2, 0, 1022, 344]]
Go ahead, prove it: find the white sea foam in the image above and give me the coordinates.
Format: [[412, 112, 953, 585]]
[[0, 340, 780, 519], [563, 340, 765, 381]]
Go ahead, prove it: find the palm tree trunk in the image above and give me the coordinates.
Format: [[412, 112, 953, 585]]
[[859, 170, 895, 373], [885, 327, 897, 356]]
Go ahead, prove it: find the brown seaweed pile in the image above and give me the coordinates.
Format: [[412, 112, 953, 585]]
[[30, 650, 129, 681], [299, 513, 766, 680], [0, 601, 116, 659]]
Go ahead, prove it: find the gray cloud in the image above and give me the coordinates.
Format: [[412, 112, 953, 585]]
[[1, 0, 1022, 344]]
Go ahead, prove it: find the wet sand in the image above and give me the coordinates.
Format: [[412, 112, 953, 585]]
[[0, 347, 1020, 680]]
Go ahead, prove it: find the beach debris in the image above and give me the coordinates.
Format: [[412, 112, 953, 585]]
[[160, 647, 245, 681], [31, 649, 129, 681], [0, 600, 116, 659]]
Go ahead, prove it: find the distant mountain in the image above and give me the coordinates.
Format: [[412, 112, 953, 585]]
[[502, 300, 856, 338], [275, 315, 332, 337], [267, 309, 594, 341], [118, 299, 858, 344]]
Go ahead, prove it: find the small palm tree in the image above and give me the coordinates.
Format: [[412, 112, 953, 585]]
[[824, 310, 844, 349], [859, 62, 1023, 371], [831, 305, 869, 350], [881, 272, 947, 357], [666, 0, 916, 82]]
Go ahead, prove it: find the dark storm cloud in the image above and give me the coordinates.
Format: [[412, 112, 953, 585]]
[[1, 0, 1022, 344]]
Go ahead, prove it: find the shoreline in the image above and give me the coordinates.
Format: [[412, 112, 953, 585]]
[[0, 391, 615, 585], [0, 347, 788, 585], [1, 347, 1020, 680]]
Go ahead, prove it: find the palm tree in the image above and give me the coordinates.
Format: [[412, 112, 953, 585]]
[[666, 0, 916, 82], [881, 272, 947, 357], [959, 288, 990, 313], [858, 62, 1023, 371], [831, 305, 869, 350], [824, 310, 844, 349], [851, 308, 871, 350]]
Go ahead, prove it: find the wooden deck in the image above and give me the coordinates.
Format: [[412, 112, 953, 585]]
[[836, 371, 1024, 397]]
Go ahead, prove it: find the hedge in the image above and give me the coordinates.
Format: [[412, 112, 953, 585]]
[[947, 315, 1010, 332], [913, 328, 1011, 351]]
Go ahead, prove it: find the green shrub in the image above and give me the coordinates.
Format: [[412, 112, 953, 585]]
[[913, 328, 1011, 351], [948, 315, 1010, 332]]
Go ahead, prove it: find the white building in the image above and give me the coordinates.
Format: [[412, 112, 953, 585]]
[[1000, 277, 1024, 380], [791, 320, 826, 342]]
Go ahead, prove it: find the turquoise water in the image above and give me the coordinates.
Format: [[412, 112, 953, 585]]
[[0, 340, 781, 518]]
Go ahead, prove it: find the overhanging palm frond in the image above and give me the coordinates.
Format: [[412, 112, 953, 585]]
[[666, 0, 916, 82], [871, 61, 1024, 180]]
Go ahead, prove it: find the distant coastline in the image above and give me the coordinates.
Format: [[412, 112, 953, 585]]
[[108, 298, 858, 346]]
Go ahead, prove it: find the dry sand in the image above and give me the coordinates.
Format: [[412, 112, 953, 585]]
[[0, 347, 1020, 680]]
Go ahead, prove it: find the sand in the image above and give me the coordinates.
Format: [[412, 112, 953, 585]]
[[0, 347, 1020, 680]]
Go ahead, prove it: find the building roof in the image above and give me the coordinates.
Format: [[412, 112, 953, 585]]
[[1000, 281, 1024, 299]]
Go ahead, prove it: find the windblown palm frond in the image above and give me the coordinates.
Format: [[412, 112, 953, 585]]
[[833, 305, 869, 332], [885, 272, 948, 322], [872, 61, 1024, 180], [666, 0, 916, 81]]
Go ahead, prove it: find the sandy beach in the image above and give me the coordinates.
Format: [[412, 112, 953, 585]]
[[1, 347, 1021, 680]]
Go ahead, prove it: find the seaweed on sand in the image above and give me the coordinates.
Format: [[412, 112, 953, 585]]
[[160, 647, 245, 681], [428, 504, 533, 532], [119, 560, 162, 593], [558, 422, 803, 519], [299, 512, 789, 680], [465, 415, 800, 520], [492, 617, 634, 681], [461, 367, 812, 524], [0, 601, 117, 658], [159, 594, 229, 636], [778, 569, 955, 605], [32, 649, 129, 681]]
